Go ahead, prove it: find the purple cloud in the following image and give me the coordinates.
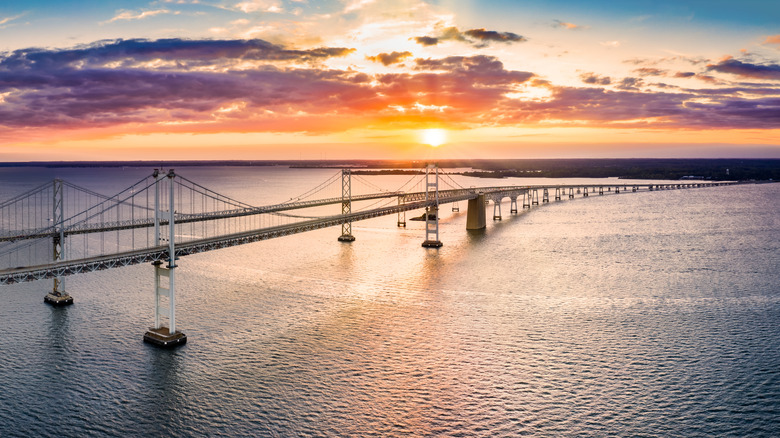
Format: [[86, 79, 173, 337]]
[[580, 72, 611, 85], [707, 58, 780, 80]]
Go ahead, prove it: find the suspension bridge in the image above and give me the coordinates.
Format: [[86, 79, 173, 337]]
[[0, 165, 737, 347]]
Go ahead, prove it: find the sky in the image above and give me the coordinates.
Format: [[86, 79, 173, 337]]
[[0, 0, 779, 161]]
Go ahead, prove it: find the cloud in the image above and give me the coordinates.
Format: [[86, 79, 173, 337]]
[[552, 19, 586, 30], [707, 57, 780, 80], [616, 77, 644, 90], [674, 71, 696, 78], [234, 0, 284, 13], [763, 35, 780, 48], [1, 38, 778, 139], [462, 28, 526, 45], [343, 0, 377, 13], [634, 68, 667, 77], [366, 51, 412, 66], [105, 9, 174, 23], [0, 13, 25, 28], [412, 26, 525, 48], [696, 74, 718, 84], [413, 36, 439, 46], [600, 41, 620, 48], [580, 73, 611, 85], [0, 38, 356, 71]]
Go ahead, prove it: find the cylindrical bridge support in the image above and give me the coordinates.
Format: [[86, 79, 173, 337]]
[[466, 194, 487, 230], [510, 197, 518, 214]]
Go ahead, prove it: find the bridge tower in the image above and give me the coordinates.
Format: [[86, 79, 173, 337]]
[[422, 164, 443, 248], [44, 179, 73, 306], [397, 196, 406, 227], [144, 169, 187, 348], [338, 169, 356, 242]]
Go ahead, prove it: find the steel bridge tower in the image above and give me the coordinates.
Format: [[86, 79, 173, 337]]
[[422, 164, 443, 248], [338, 169, 356, 242], [143, 169, 187, 348], [44, 179, 73, 306]]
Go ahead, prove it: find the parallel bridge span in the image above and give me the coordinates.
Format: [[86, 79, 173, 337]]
[[0, 167, 740, 347]]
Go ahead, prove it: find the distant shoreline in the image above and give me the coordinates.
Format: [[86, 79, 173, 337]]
[[0, 159, 778, 181]]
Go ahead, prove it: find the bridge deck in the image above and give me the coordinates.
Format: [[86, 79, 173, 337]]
[[0, 181, 736, 284]]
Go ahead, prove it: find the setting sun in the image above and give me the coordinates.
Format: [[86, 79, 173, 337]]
[[421, 129, 447, 147]]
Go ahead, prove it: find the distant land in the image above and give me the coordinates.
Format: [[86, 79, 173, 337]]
[[1, 159, 778, 181]]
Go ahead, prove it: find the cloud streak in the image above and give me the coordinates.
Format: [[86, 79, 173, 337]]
[[105, 9, 175, 23]]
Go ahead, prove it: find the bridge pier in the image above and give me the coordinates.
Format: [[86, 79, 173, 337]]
[[569, 188, 574, 199], [554, 188, 561, 201], [542, 188, 549, 203], [532, 189, 539, 205], [45, 179, 73, 306], [510, 197, 518, 214], [522, 191, 531, 208], [466, 194, 487, 230], [583, 187, 589, 197], [143, 170, 186, 348], [493, 199, 502, 220]]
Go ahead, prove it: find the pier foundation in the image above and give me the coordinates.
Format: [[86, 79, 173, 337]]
[[466, 194, 487, 230], [44, 291, 73, 306]]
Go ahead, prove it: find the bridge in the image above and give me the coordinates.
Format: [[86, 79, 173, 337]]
[[0, 165, 737, 347]]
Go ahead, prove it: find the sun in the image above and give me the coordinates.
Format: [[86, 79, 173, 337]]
[[421, 128, 447, 147]]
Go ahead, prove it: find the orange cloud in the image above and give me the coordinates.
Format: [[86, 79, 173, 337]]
[[763, 35, 780, 47]]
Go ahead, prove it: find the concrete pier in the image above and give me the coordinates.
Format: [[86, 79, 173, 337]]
[[466, 194, 487, 230], [44, 292, 73, 306], [143, 327, 187, 348]]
